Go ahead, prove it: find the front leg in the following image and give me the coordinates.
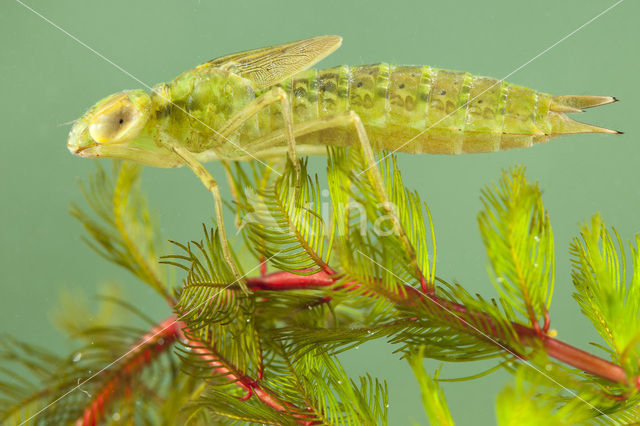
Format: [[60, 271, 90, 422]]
[[169, 144, 247, 293]]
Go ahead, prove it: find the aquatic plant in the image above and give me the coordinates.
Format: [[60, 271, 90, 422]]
[[2, 147, 640, 424]]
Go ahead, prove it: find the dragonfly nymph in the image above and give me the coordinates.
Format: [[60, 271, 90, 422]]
[[67, 35, 620, 287]]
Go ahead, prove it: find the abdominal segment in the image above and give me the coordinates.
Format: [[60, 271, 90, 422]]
[[265, 64, 618, 155]]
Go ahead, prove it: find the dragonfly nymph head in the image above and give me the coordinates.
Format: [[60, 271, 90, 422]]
[[67, 90, 157, 158]]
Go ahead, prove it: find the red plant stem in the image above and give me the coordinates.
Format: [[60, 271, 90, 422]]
[[178, 329, 283, 407], [75, 316, 180, 426], [75, 313, 317, 425], [247, 270, 633, 389], [247, 270, 335, 290], [426, 294, 629, 385], [178, 325, 318, 424]]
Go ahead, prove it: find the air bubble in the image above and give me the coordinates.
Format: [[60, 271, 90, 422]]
[[73, 352, 82, 363], [112, 412, 121, 421]]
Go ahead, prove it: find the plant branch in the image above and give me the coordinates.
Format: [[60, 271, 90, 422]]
[[180, 327, 322, 424], [112, 164, 172, 303], [75, 316, 180, 426], [74, 312, 319, 425], [247, 270, 633, 390], [72, 266, 633, 424]]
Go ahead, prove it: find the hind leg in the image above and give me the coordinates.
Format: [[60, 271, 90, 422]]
[[249, 111, 430, 291]]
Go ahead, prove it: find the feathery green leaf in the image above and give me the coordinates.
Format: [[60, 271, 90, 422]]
[[570, 214, 640, 375], [70, 161, 170, 299], [479, 166, 554, 327], [408, 347, 454, 426]]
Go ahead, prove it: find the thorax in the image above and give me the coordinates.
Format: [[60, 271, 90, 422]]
[[148, 67, 258, 154]]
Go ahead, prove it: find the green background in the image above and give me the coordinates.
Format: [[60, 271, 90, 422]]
[[1, 0, 638, 424]]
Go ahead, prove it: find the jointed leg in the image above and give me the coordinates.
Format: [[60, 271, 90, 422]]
[[217, 87, 301, 187], [252, 111, 386, 194], [169, 145, 247, 293], [250, 111, 429, 290]]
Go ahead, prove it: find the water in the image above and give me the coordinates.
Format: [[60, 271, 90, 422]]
[[2, 1, 638, 424]]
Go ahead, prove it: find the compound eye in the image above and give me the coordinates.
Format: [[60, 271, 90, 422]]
[[88, 95, 140, 143]]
